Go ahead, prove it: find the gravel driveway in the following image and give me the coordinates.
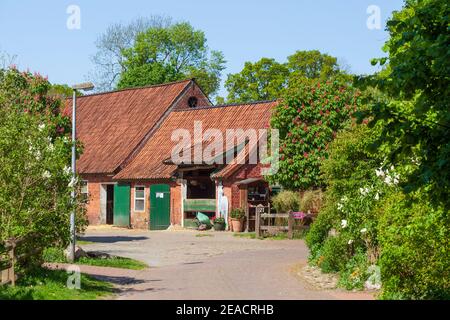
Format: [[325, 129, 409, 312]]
[[75, 226, 373, 300]]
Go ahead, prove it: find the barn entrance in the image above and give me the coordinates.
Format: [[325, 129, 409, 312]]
[[106, 185, 114, 225]]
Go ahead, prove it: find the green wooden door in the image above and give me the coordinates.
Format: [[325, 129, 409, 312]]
[[150, 184, 171, 230], [114, 184, 130, 227]]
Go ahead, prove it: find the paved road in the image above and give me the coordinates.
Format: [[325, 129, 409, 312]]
[[74, 227, 372, 300]]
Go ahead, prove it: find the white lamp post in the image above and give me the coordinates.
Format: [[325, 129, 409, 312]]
[[68, 82, 94, 263]]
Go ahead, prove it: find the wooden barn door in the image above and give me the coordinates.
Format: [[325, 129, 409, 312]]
[[114, 184, 130, 227], [150, 184, 171, 230]]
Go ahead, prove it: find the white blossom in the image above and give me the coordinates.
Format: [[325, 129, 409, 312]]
[[348, 239, 354, 245], [359, 187, 370, 196], [374, 193, 380, 201], [38, 123, 46, 131], [64, 166, 71, 175], [341, 219, 348, 229], [68, 176, 78, 188], [360, 228, 368, 233], [384, 175, 393, 185], [42, 171, 51, 179], [375, 168, 385, 177], [337, 203, 344, 211]]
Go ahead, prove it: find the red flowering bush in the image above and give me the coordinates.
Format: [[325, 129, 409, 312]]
[[268, 80, 362, 189]]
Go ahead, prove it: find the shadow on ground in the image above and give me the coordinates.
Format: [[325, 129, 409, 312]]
[[80, 236, 149, 244]]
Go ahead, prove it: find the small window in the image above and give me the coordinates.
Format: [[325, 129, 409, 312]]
[[81, 180, 89, 203], [134, 186, 146, 212], [188, 97, 198, 108]]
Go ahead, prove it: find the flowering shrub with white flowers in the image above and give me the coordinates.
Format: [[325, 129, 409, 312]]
[[306, 123, 398, 290], [0, 68, 87, 270], [306, 121, 449, 299]]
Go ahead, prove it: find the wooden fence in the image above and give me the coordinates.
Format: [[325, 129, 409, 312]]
[[0, 234, 40, 287], [255, 211, 313, 239]]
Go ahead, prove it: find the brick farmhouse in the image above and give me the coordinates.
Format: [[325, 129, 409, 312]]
[[66, 79, 278, 230]]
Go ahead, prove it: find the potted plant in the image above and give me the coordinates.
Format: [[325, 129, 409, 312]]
[[213, 217, 226, 231], [230, 208, 245, 232]]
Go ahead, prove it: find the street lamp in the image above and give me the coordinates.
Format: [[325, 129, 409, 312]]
[[68, 82, 94, 263]]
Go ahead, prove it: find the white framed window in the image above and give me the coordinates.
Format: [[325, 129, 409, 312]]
[[81, 180, 89, 203], [134, 186, 146, 212]]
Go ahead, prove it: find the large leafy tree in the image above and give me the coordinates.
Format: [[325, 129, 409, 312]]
[[224, 50, 349, 103], [88, 16, 173, 92], [367, 0, 449, 206], [0, 68, 87, 268], [117, 22, 226, 96], [224, 58, 289, 103], [268, 80, 362, 189]]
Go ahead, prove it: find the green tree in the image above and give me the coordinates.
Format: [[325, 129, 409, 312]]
[[117, 22, 226, 96], [367, 0, 449, 206], [88, 16, 173, 92], [0, 68, 87, 269], [225, 58, 289, 103], [224, 50, 350, 103], [287, 50, 341, 82], [268, 80, 361, 190]]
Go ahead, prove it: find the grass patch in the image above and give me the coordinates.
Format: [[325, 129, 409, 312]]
[[43, 247, 148, 270], [0, 267, 113, 300], [76, 256, 147, 270], [195, 233, 214, 238], [234, 232, 259, 239], [234, 230, 307, 240], [76, 240, 94, 245]]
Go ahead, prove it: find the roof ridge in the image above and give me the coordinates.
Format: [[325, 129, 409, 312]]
[[68, 79, 193, 99], [174, 99, 278, 112]]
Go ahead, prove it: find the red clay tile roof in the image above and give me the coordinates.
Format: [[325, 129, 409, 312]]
[[64, 80, 193, 174], [114, 100, 278, 180]]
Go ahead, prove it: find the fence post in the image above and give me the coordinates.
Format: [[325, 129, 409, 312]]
[[9, 244, 15, 287], [255, 209, 261, 238], [288, 211, 294, 240]]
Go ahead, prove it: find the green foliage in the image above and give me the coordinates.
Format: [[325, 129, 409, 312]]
[[338, 249, 369, 290], [118, 22, 226, 96], [367, 0, 449, 205], [271, 190, 300, 212], [268, 80, 362, 189], [0, 267, 113, 300], [317, 235, 351, 273], [377, 192, 450, 299], [230, 208, 245, 220], [42, 247, 148, 270], [0, 68, 87, 270], [225, 50, 350, 103], [214, 217, 226, 224], [305, 123, 393, 288], [225, 58, 289, 103]]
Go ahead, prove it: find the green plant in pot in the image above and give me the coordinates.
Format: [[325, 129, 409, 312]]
[[230, 208, 245, 232], [213, 216, 226, 231]]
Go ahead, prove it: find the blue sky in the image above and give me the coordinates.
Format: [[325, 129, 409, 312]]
[[0, 0, 404, 96]]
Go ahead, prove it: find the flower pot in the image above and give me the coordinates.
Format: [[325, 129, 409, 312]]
[[214, 222, 226, 231], [231, 218, 243, 232]]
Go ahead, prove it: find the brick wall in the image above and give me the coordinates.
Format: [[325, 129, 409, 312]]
[[81, 174, 115, 225], [130, 181, 152, 229]]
